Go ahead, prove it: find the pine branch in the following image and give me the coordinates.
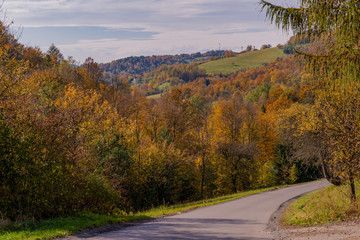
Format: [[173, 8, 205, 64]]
[[259, 0, 308, 34]]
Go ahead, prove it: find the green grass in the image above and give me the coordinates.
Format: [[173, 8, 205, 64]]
[[0, 185, 288, 240], [201, 47, 286, 75], [282, 183, 360, 226], [158, 82, 170, 91]]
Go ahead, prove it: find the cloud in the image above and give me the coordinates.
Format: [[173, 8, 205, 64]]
[[3, 0, 292, 62], [59, 28, 289, 63], [20, 26, 158, 46]]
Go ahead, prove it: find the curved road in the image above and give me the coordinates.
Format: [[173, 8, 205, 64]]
[[70, 180, 330, 240]]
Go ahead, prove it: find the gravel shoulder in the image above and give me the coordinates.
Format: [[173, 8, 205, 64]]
[[278, 220, 360, 240]]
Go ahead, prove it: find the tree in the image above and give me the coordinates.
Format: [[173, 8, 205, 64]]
[[210, 95, 257, 193], [82, 57, 104, 87], [278, 103, 334, 184], [245, 45, 253, 52], [47, 43, 64, 65], [261, 44, 271, 50], [260, 0, 360, 83], [188, 95, 214, 199], [260, 0, 360, 201], [314, 85, 360, 201], [0, 48, 28, 100]]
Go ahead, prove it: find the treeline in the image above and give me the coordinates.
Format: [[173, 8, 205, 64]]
[[100, 50, 229, 76]]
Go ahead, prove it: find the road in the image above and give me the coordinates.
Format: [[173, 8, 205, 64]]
[[70, 180, 330, 240]]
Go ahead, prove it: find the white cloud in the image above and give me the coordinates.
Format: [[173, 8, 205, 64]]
[[3, 0, 293, 62], [59, 28, 289, 63]]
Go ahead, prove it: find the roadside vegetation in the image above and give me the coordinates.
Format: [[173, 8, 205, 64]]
[[282, 183, 360, 226], [260, 0, 360, 226], [0, 185, 286, 240]]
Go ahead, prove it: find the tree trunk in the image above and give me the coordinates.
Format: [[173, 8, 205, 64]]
[[319, 153, 342, 186], [200, 153, 205, 199], [319, 152, 328, 179], [349, 173, 356, 202], [231, 174, 237, 193]]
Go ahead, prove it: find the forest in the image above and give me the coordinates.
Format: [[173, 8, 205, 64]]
[[0, 22, 321, 222], [1, 0, 360, 225]]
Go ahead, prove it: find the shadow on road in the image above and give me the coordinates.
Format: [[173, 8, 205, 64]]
[[73, 217, 268, 240]]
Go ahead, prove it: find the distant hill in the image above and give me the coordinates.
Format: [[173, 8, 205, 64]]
[[100, 50, 230, 76], [200, 47, 285, 75]]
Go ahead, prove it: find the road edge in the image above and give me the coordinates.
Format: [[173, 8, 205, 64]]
[[267, 180, 331, 240]]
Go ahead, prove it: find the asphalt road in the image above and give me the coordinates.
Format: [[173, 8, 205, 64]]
[[72, 180, 330, 240]]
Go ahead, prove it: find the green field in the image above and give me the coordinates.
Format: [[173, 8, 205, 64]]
[[147, 93, 162, 99], [201, 47, 286, 75]]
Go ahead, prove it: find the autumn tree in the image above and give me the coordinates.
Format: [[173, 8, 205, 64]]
[[210, 94, 257, 193], [261, 0, 360, 200], [315, 85, 360, 200], [188, 95, 214, 198], [82, 57, 104, 87], [278, 103, 331, 184], [47, 43, 64, 65]]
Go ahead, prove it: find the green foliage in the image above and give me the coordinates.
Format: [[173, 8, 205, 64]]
[[143, 63, 206, 95], [245, 83, 272, 102], [260, 0, 360, 83], [46, 43, 64, 65], [127, 142, 197, 210], [273, 143, 321, 185], [288, 164, 299, 184], [283, 44, 295, 54]]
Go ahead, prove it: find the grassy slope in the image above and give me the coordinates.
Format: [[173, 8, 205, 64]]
[[0, 185, 288, 240], [201, 47, 285, 75], [282, 183, 360, 226], [147, 93, 162, 99]]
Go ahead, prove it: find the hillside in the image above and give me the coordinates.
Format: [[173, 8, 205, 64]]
[[140, 48, 286, 97], [201, 47, 285, 74], [100, 50, 229, 76]]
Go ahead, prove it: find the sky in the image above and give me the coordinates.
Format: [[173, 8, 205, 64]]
[[3, 0, 295, 63]]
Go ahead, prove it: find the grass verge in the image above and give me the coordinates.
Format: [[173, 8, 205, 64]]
[[0, 185, 287, 240], [282, 183, 360, 226]]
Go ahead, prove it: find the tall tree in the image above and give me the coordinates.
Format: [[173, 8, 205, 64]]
[[260, 0, 360, 83], [260, 0, 360, 200], [47, 43, 64, 65]]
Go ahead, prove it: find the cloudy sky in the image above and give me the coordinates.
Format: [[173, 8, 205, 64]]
[[4, 0, 294, 63]]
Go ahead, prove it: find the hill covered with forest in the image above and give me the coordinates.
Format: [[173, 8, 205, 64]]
[[100, 50, 232, 76], [103, 47, 288, 97]]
